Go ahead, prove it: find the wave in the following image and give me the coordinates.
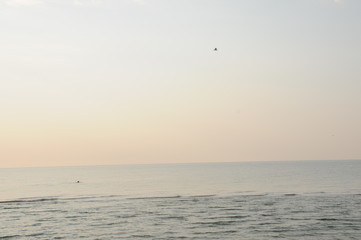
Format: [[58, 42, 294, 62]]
[[127, 195, 181, 200], [284, 193, 297, 196], [318, 218, 338, 221], [189, 194, 217, 198], [0, 235, 21, 239], [0, 198, 58, 204], [194, 220, 239, 226], [63, 194, 123, 201], [238, 194, 268, 197], [0, 233, 44, 239], [0, 194, 125, 205], [2, 192, 360, 205]]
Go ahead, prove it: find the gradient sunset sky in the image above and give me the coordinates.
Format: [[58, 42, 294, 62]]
[[1, 0, 360, 168]]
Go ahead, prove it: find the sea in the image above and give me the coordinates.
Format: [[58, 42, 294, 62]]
[[1, 160, 360, 239]]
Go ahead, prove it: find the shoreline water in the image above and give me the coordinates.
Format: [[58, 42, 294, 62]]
[[1, 160, 360, 239]]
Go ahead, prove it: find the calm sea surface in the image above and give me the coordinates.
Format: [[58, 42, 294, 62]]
[[1, 160, 360, 239]]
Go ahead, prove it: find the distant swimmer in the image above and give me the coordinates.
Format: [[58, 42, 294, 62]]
[[214, 48, 218, 51]]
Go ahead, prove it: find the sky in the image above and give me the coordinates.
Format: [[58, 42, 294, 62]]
[[1, 0, 360, 168]]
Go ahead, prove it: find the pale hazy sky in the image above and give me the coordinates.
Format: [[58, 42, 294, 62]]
[[1, 0, 360, 168]]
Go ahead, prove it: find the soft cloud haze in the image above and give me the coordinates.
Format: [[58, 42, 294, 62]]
[[1, 0, 42, 6], [1, 0, 360, 168], [0, 0, 106, 7]]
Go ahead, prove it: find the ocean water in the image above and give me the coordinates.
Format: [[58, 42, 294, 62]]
[[1, 160, 360, 239]]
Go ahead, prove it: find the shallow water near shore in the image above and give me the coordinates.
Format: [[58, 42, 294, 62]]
[[1, 160, 360, 239]]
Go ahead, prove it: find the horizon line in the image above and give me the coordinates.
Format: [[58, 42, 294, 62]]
[[1, 159, 360, 170]]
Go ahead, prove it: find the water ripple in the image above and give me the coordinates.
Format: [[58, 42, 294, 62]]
[[1, 193, 360, 240]]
